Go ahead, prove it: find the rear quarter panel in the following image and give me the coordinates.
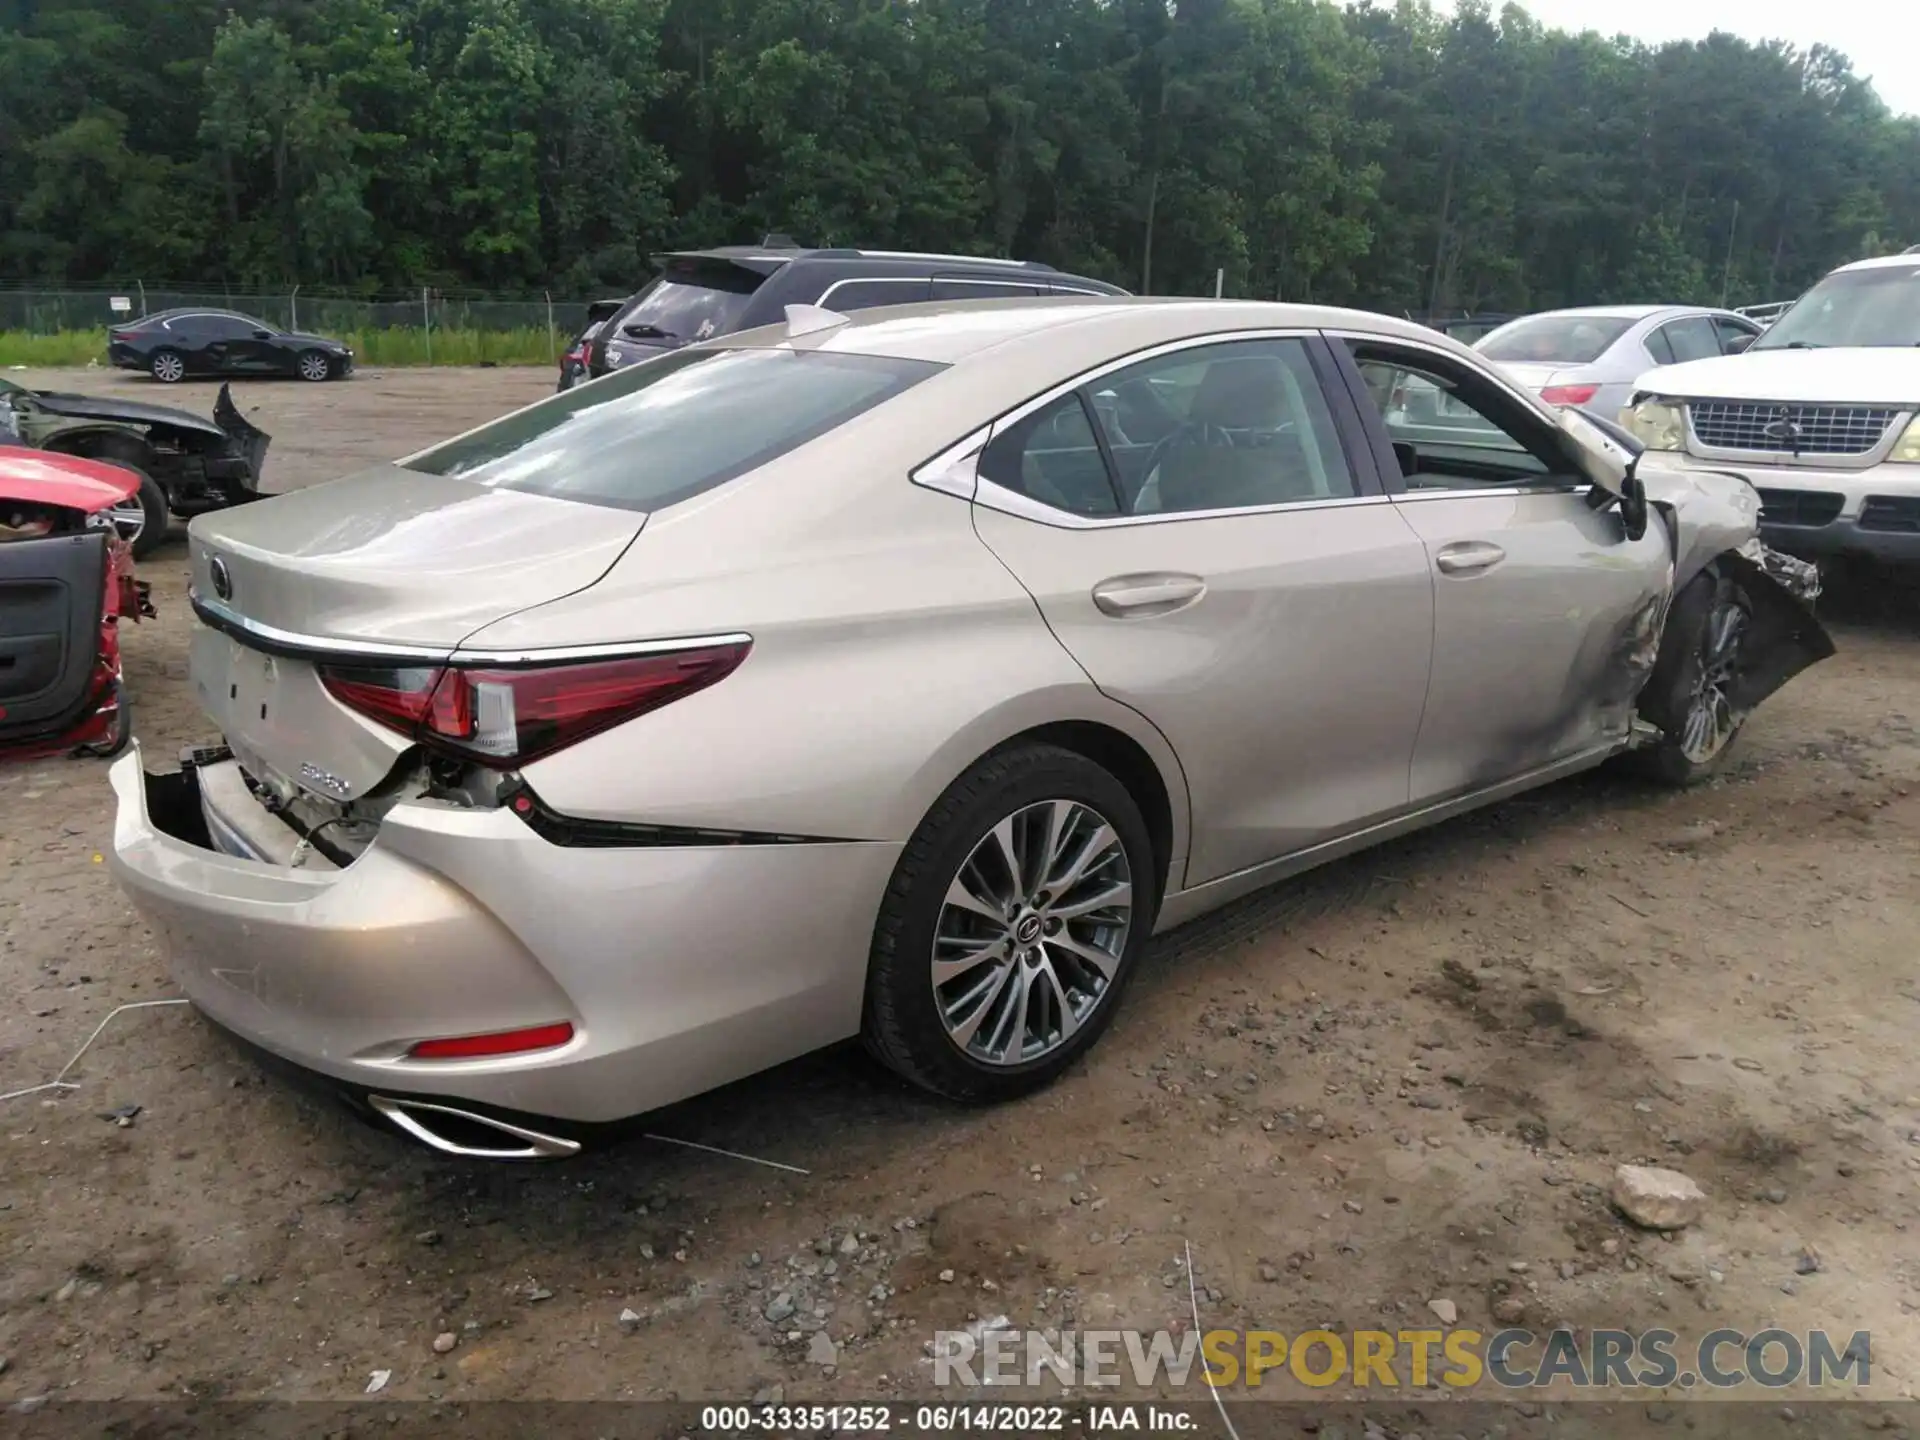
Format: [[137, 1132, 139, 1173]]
[[461, 369, 1192, 862]]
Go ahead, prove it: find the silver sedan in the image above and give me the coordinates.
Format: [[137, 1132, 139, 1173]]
[[106, 298, 1831, 1159], [1475, 305, 1764, 420]]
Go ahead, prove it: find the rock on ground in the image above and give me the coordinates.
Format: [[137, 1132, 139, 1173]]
[[1611, 1164, 1706, 1230]]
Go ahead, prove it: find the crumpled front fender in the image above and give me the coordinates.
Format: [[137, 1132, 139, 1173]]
[[1638, 461, 1835, 718], [1639, 461, 1764, 594]]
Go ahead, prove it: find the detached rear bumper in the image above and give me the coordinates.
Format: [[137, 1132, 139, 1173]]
[[105, 747, 899, 1140]]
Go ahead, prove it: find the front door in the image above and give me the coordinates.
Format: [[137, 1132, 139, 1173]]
[[968, 335, 1435, 889], [1338, 336, 1674, 805]]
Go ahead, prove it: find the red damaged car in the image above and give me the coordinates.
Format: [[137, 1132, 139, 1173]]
[[0, 448, 155, 761]]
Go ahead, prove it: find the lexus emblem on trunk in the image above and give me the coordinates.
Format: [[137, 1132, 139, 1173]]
[[209, 555, 233, 601]]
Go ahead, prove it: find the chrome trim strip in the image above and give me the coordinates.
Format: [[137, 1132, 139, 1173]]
[[455, 633, 755, 666], [1390, 482, 1587, 502], [908, 426, 992, 500], [192, 590, 455, 661], [815, 276, 927, 307], [191, 590, 752, 668], [972, 481, 1395, 531]]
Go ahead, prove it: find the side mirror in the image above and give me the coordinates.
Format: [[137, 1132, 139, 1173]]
[[1617, 472, 1649, 541], [1725, 333, 1756, 354], [252, 329, 272, 339]]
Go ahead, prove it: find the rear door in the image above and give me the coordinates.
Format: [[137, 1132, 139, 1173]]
[[965, 334, 1435, 888], [1336, 334, 1673, 805], [0, 529, 107, 741]]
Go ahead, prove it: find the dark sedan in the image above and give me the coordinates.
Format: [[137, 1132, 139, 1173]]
[[108, 309, 353, 383]]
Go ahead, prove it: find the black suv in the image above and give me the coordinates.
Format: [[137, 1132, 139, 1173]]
[[583, 239, 1127, 381]]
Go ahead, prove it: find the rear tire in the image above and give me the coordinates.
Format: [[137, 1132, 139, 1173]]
[[149, 349, 185, 383], [862, 743, 1156, 1104], [1630, 567, 1753, 786]]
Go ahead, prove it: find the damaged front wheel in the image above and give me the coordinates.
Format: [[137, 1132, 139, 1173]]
[[1630, 568, 1753, 786]]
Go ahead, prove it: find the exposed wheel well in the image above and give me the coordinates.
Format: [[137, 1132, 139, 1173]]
[[995, 720, 1177, 905], [42, 428, 154, 469]]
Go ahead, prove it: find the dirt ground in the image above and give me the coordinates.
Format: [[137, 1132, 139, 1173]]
[[3, 365, 1919, 1421]]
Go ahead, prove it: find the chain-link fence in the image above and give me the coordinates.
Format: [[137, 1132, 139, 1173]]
[[0, 283, 609, 350]]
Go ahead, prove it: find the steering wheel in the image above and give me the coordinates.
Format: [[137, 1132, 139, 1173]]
[[1142, 418, 1233, 480]]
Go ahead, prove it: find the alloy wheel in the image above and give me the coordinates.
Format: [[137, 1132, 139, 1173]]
[[1679, 598, 1747, 764], [931, 799, 1134, 1067], [105, 496, 145, 546], [150, 352, 184, 383], [299, 352, 331, 381]]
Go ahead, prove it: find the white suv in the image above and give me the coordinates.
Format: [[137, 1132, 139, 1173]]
[[1620, 250, 1920, 569]]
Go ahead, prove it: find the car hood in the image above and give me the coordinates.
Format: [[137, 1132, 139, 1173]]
[[186, 464, 645, 648], [1632, 348, 1920, 407], [0, 444, 140, 513], [27, 389, 229, 438]]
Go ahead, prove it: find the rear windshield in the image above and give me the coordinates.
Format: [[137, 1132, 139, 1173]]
[[613, 262, 767, 345], [1477, 315, 1635, 364], [403, 347, 942, 513]]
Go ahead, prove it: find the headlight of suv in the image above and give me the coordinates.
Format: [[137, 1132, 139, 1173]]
[[1890, 415, 1920, 463], [1621, 397, 1685, 451]]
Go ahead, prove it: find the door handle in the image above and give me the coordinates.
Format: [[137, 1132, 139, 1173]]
[[1434, 541, 1506, 576], [1091, 572, 1207, 617]]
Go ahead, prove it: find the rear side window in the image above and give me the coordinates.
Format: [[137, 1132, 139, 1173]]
[[1657, 316, 1721, 363], [403, 347, 942, 514], [931, 277, 1047, 302]]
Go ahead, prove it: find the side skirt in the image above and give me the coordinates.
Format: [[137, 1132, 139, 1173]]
[[1154, 743, 1622, 933]]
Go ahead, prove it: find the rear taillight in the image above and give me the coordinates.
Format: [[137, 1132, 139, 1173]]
[[1539, 384, 1599, 407], [318, 642, 750, 766]]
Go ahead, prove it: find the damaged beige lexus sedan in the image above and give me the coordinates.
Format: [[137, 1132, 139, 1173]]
[[105, 299, 1833, 1159]]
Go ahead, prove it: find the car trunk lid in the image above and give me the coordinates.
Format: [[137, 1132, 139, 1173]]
[[187, 465, 644, 802]]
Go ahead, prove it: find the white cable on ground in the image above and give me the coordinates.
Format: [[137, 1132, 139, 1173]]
[[0, 998, 191, 1104], [1184, 1237, 1243, 1440]]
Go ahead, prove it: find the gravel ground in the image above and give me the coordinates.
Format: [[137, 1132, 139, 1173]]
[[3, 365, 1918, 1417]]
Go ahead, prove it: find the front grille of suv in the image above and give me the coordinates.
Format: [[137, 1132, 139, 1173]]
[[1689, 401, 1898, 456], [1754, 489, 1845, 528]]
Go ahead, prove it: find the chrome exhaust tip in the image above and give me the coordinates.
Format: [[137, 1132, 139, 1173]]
[[368, 1094, 581, 1161]]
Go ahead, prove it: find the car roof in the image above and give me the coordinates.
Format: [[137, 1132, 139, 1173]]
[[1831, 253, 1920, 274], [720, 296, 1453, 367], [652, 245, 1129, 291], [147, 306, 256, 320], [1503, 305, 1698, 323], [662, 244, 1064, 272]]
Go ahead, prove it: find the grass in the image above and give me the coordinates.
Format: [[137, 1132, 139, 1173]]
[[0, 326, 560, 370]]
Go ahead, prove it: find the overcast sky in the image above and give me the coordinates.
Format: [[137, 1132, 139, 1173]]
[[1495, 0, 1920, 117]]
